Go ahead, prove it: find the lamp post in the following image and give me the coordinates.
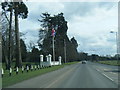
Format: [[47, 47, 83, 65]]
[[110, 31, 118, 59]]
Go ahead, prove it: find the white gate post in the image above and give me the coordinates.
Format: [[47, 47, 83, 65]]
[[16, 67, 19, 74], [1, 68, 4, 77], [9, 68, 12, 76], [46, 55, 48, 62], [48, 54, 52, 66], [59, 56, 62, 65], [46, 55, 49, 67], [22, 66, 24, 73], [40, 55, 43, 68]]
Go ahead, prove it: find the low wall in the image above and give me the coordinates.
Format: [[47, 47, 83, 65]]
[[40, 61, 61, 67], [40, 54, 62, 67]]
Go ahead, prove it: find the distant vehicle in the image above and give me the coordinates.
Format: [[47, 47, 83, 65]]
[[82, 61, 86, 64]]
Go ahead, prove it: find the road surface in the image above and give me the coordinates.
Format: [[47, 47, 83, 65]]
[[7, 61, 119, 88]]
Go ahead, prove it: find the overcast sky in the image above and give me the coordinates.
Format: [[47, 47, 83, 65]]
[[19, 0, 118, 56]]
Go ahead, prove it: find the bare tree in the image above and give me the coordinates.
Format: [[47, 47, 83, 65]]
[[1, 2, 14, 69]]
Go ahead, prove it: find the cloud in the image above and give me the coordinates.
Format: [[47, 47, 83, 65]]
[[67, 2, 117, 55], [75, 34, 116, 55], [24, 2, 115, 22], [24, 2, 65, 22], [19, 1, 118, 55]]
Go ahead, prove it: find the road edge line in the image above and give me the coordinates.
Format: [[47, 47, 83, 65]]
[[102, 73, 114, 82], [96, 69, 114, 82]]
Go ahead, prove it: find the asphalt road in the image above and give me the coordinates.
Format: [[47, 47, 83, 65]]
[[7, 61, 119, 88]]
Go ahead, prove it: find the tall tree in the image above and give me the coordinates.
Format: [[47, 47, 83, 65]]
[[38, 28, 47, 49], [1, 2, 13, 69], [20, 39, 27, 62], [31, 47, 40, 63], [79, 52, 88, 61], [1, 1, 28, 68], [1, 11, 8, 68], [71, 37, 78, 49], [38, 12, 79, 62], [1, 0, 28, 67], [13, 1, 28, 67]]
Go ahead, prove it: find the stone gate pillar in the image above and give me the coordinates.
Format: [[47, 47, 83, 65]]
[[48, 54, 52, 66], [59, 56, 62, 65], [46, 55, 48, 62], [40, 55, 43, 67]]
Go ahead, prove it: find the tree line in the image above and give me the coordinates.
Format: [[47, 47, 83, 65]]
[[79, 52, 120, 62], [1, 1, 28, 69]]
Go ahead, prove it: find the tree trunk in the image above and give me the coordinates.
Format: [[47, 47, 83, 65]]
[[0, 33, 2, 63], [14, 3, 22, 68], [8, 9, 13, 69], [2, 36, 9, 70]]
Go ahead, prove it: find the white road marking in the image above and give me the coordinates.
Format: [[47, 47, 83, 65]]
[[104, 69, 107, 70], [102, 73, 114, 82], [103, 69, 109, 71], [110, 72, 117, 74], [96, 69, 115, 82]]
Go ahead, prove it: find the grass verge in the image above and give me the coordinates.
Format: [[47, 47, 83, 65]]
[[97, 60, 120, 66], [2, 61, 79, 88], [63, 61, 79, 65]]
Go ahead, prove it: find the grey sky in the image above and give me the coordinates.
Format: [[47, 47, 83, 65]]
[[19, 1, 118, 56]]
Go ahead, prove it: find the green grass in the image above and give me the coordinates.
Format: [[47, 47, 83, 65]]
[[2, 61, 79, 88], [63, 61, 79, 65], [97, 60, 120, 66]]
